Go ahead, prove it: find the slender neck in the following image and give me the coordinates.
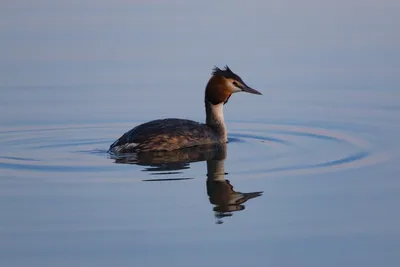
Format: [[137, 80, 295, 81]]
[[205, 99, 227, 141]]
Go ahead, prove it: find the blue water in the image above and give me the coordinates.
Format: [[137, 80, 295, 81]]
[[1, 1, 400, 267]]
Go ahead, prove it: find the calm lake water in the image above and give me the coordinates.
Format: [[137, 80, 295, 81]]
[[1, 1, 400, 267]]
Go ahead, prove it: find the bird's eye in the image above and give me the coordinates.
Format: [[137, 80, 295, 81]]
[[233, 81, 239, 87]]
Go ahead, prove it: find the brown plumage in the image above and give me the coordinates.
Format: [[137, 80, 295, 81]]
[[205, 75, 232, 105]]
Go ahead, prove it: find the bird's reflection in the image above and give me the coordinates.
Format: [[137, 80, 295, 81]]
[[112, 143, 223, 175], [205, 145, 263, 224], [110, 143, 263, 223]]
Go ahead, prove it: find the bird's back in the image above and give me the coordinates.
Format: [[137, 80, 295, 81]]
[[109, 118, 221, 153]]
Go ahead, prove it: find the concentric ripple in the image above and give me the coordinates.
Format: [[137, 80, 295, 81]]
[[0, 121, 388, 180], [228, 122, 387, 178]]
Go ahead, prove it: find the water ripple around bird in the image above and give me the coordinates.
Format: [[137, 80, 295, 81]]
[[0, 120, 388, 183]]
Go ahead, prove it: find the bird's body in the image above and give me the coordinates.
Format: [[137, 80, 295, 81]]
[[109, 118, 222, 153], [109, 66, 261, 153]]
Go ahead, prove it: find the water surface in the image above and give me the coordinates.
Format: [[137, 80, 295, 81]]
[[1, 1, 400, 267]]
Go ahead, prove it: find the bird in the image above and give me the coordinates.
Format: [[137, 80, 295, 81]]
[[109, 66, 262, 153]]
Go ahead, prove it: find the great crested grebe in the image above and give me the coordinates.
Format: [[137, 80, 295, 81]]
[[109, 66, 262, 153]]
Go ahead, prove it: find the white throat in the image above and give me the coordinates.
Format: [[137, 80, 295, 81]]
[[205, 101, 227, 141], [210, 103, 224, 121]]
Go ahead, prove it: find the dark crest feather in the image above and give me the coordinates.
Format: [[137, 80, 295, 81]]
[[212, 65, 244, 82]]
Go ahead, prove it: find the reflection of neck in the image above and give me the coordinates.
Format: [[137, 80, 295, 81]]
[[207, 159, 225, 182], [205, 100, 227, 142]]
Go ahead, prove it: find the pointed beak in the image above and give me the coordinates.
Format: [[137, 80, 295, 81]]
[[242, 85, 262, 95]]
